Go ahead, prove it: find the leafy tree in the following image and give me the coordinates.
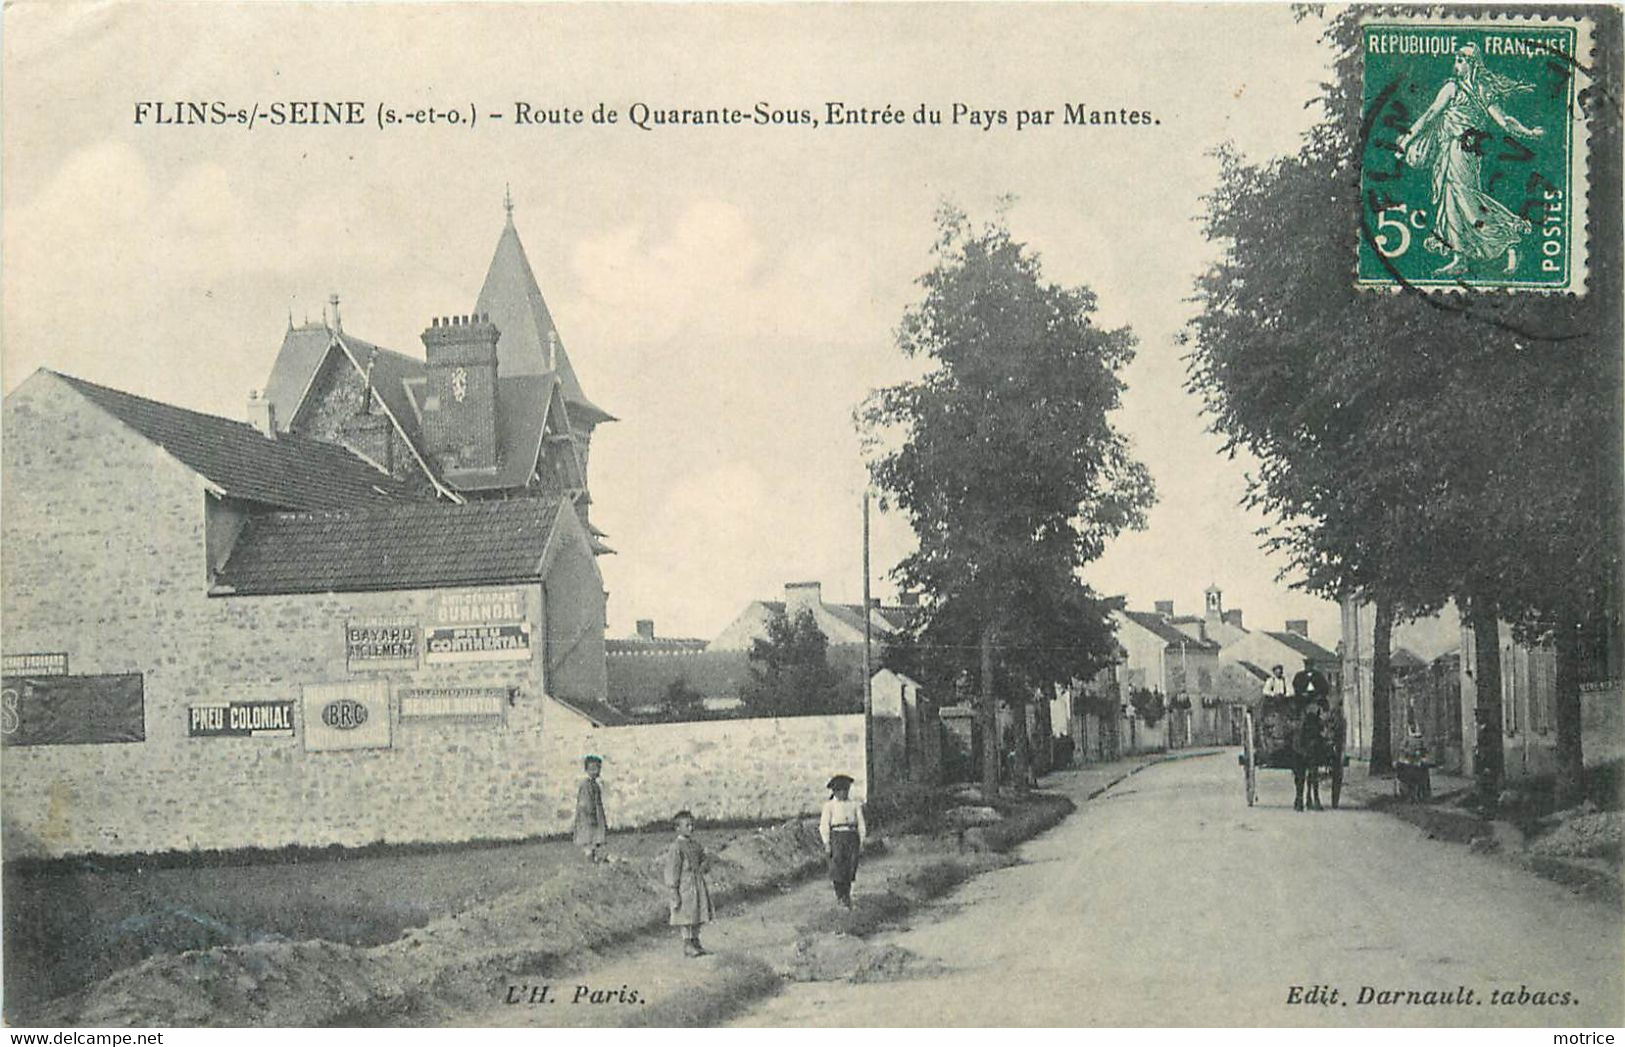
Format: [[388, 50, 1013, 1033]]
[[661, 678, 706, 722], [1186, 7, 1621, 804], [1128, 688, 1166, 729], [861, 205, 1154, 794], [739, 608, 849, 717]]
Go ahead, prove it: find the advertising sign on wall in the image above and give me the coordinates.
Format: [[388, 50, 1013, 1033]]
[[188, 701, 296, 738], [435, 589, 526, 625], [1, 653, 69, 677], [1, 673, 145, 747], [345, 620, 419, 671], [424, 622, 532, 664], [399, 687, 507, 720], [302, 680, 391, 752]]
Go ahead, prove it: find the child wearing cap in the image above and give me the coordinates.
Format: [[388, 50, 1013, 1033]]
[[574, 755, 608, 862], [819, 774, 867, 908], [662, 810, 713, 957]]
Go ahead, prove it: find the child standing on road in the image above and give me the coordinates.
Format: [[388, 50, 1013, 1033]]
[[662, 810, 713, 958], [573, 755, 608, 862], [819, 774, 867, 908]]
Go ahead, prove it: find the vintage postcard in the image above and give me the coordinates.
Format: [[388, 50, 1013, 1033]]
[[2, 1, 1621, 1035]]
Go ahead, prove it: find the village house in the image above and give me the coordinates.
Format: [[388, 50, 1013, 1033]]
[[0, 200, 631, 858], [1109, 602, 1224, 749]]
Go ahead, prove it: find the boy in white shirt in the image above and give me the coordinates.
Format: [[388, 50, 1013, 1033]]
[[818, 773, 867, 908]]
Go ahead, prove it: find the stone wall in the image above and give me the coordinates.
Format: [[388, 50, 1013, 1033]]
[[2, 375, 867, 858], [542, 715, 866, 833]]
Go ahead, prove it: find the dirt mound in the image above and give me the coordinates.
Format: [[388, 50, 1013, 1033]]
[[43, 819, 830, 1027], [1529, 810, 1624, 860], [784, 934, 933, 983], [714, 819, 824, 880]]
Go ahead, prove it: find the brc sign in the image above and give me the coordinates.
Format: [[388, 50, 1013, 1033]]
[[320, 698, 369, 730], [302, 681, 390, 752]]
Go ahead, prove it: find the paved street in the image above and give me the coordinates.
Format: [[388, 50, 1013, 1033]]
[[733, 752, 1624, 1027]]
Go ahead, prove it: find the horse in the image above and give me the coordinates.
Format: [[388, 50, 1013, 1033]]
[[1292, 698, 1345, 812]]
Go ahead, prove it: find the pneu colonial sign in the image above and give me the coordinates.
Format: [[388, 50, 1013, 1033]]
[[302, 680, 391, 752], [188, 700, 295, 738]]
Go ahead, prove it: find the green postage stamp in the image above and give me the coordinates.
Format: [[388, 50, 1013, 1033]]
[[1359, 14, 1593, 293]]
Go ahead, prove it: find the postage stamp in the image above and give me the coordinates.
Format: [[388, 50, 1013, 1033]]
[[1358, 14, 1594, 293]]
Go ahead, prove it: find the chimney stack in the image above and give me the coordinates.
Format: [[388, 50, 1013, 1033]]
[[421, 313, 502, 472], [1285, 619, 1309, 638], [785, 581, 823, 616], [1223, 609, 1244, 629], [247, 390, 276, 438], [636, 619, 655, 641], [1154, 600, 1175, 616]]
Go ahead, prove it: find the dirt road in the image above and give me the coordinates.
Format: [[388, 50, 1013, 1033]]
[[732, 752, 1624, 1027]]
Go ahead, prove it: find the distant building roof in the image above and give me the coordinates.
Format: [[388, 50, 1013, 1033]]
[[1234, 660, 1272, 681], [1263, 630, 1338, 663], [549, 694, 630, 728], [211, 497, 565, 596], [56, 372, 421, 511], [1119, 610, 1222, 651], [606, 636, 710, 655]]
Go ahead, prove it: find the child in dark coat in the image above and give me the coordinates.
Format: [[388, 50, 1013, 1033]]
[[662, 810, 713, 958]]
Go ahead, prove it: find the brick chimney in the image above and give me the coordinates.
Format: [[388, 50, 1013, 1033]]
[[247, 390, 276, 438], [421, 314, 501, 472], [785, 581, 823, 617], [1285, 619, 1309, 638], [1223, 609, 1244, 629], [1154, 600, 1175, 616], [636, 619, 655, 640]]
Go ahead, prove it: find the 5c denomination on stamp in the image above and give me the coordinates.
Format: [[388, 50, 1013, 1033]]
[[1358, 14, 1593, 294]]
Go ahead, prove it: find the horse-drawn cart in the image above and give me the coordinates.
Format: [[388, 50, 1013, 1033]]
[[1240, 692, 1347, 809]]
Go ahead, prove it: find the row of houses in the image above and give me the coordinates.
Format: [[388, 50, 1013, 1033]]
[[1340, 599, 1623, 781]]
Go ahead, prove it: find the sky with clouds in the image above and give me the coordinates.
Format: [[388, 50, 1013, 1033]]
[[4, 3, 1351, 646]]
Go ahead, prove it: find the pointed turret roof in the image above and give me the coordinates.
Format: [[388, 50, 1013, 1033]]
[[474, 207, 613, 425]]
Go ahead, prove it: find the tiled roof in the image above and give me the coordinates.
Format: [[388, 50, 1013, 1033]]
[[1263, 630, 1338, 663], [549, 694, 630, 728], [1233, 660, 1272, 681], [263, 324, 336, 429], [605, 637, 710, 654], [1119, 610, 1222, 651], [213, 497, 563, 596], [476, 217, 613, 424], [56, 372, 421, 511]]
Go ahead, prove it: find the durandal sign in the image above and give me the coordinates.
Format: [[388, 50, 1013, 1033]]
[[424, 622, 532, 664], [189, 700, 295, 738], [345, 621, 419, 671], [435, 588, 526, 625]]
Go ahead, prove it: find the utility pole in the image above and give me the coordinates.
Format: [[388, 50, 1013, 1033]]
[[863, 489, 875, 799]]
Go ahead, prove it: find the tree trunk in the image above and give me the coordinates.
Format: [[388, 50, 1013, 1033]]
[[1369, 594, 1395, 775], [979, 622, 1000, 796], [1032, 686, 1054, 774], [1553, 610, 1585, 809], [1468, 595, 1506, 805], [1010, 696, 1033, 793]]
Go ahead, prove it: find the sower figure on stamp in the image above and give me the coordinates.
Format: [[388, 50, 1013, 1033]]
[[1395, 42, 1545, 276], [819, 774, 867, 908], [662, 810, 713, 958], [573, 754, 608, 862]]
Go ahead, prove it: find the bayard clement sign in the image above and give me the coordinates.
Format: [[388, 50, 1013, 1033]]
[[345, 620, 420, 671]]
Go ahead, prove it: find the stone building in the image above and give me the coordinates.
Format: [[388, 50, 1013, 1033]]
[[0, 203, 617, 858]]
